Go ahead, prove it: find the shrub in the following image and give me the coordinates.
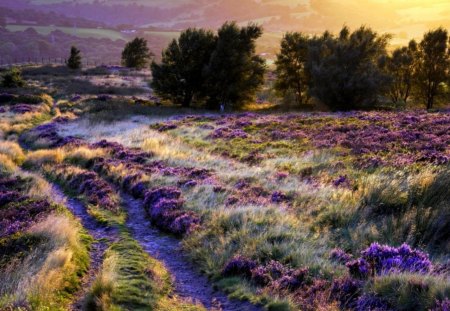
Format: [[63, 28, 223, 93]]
[[1, 67, 25, 88]]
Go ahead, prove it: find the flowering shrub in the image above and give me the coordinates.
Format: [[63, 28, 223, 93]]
[[356, 294, 391, 311], [330, 248, 353, 264], [142, 187, 200, 235], [10, 104, 39, 114], [331, 277, 364, 309], [346, 258, 370, 278], [222, 255, 257, 278], [431, 298, 450, 311], [91, 140, 153, 164], [360, 243, 432, 275], [166, 111, 450, 167], [21, 119, 83, 148], [0, 197, 53, 237], [50, 165, 119, 212]]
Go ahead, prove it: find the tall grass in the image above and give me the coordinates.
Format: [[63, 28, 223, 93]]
[[23, 149, 65, 169], [0, 141, 25, 164], [0, 215, 90, 310]]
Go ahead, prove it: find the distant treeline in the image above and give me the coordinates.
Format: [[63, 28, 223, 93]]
[[149, 24, 450, 111]]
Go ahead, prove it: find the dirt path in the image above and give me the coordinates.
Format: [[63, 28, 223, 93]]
[[52, 185, 119, 311], [122, 194, 262, 311]]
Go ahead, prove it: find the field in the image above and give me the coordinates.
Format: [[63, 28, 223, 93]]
[[0, 68, 449, 311]]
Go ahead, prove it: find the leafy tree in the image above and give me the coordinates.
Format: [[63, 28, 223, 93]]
[[274, 32, 311, 106], [307, 26, 390, 110], [205, 22, 266, 110], [1, 67, 25, 88], [121, 37, 153, 69], [151, 28, 216, 107], [67, 46, 82, 70], [384, 41, 416, 105], [413, 28, 450, 110]]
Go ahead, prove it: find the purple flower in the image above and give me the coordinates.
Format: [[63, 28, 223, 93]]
[[333, 175, 350, 188], [144, 187, 181, 207], [356, 294, 391, 311], [360, 243, 432, 275], [222, 255, 257, 278], [346, 258, 370, 279], [271, 191, 290, 203], [331, 277, 363, 309], [330, 248, 353, 264], [431, 298, 450, 311]]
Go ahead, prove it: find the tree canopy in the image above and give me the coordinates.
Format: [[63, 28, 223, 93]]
[[67, 46, 82, 70], [413, 28, 450, 110], [306, 26, 390, 111], [151, 28, 216, 107], [274, 32, 310, 106], [205, 22, 266, 110], [121, 37, 153, 69], [151, 22, 265, 110]]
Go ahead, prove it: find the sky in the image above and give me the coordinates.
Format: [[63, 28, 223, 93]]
[[22, 0, 450, 44], [303, 0, 450, 35]]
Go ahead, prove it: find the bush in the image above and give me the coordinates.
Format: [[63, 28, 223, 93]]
[[1, 67, 25, 88]]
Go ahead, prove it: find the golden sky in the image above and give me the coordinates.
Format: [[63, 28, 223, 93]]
[[295, 0, 450, 43]]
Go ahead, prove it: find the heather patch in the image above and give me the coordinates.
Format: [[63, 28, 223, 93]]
[[44, 164, 120, 213], [164, 111, 450, 168]]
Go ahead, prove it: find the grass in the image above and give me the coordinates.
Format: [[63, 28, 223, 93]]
[[0, 207, 91, 310], [0, 141, 25, 164], [368, 273, 450, 311], [23, 149, 65, 169], [35, 156, 204, 310]]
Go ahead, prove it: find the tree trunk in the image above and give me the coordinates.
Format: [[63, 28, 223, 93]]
[[427, 96, 434, 110], [182, 92, 193, 108]]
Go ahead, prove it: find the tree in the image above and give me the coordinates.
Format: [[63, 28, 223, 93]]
[[151, 28, 216, 107], [307, 26, 390, 110], [67, 46, 82, 70], [413, 28, 450, 110], [1, 67, 25, 88], [121, 37, 152, 69], [274, 32, 311, 106], [205, 22, 266, 110], [384, 41, 416, 105]]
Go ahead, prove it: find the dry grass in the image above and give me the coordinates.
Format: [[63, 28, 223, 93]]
[[64, 146, 105, 166], [24, 149, 65, 169], [0, 215, 89, 310], [0, 154, 17, 175], [0, 141, 25, 164]]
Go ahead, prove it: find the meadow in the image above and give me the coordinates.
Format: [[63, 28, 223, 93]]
[[0, 67, 449, 311]]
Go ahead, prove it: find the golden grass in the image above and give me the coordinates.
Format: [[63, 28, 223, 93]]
[[0, 154, 17, 174], [0, 141, 25, 164], [64, 146, 105, 166], [24, 149, 65, 168], [0, 214, 89, 310]]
